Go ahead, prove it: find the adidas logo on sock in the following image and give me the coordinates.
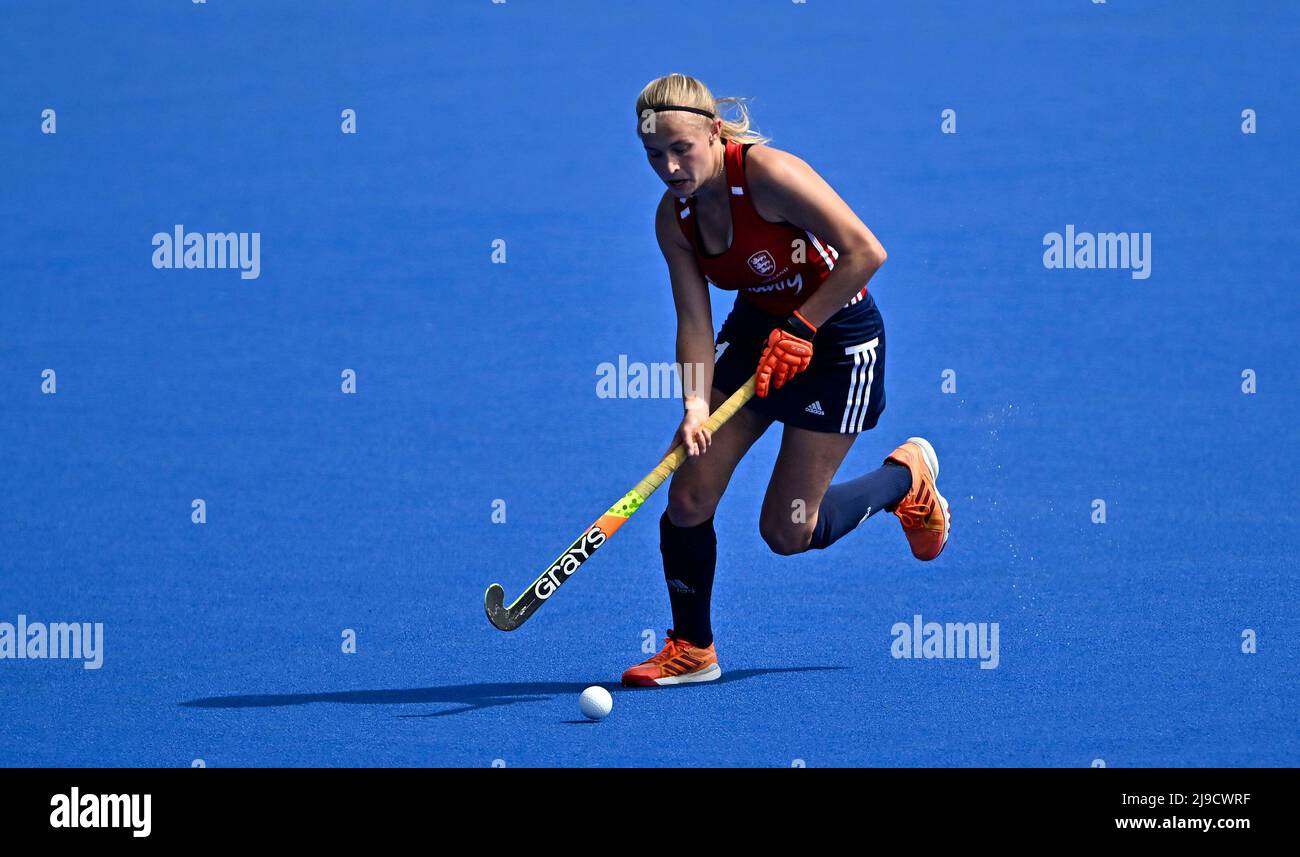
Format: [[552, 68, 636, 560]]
[[667, 579, 694, 594], [804, 400, 825, 415]]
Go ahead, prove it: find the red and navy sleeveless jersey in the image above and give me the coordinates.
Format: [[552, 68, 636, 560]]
[[672, 139, 866, 317]]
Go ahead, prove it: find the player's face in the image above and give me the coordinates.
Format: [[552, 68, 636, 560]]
[[641, 114, 716, 197]]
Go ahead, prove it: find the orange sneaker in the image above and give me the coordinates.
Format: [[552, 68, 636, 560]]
[[884, 437, 951, 561], [621, 631, 721, 687]]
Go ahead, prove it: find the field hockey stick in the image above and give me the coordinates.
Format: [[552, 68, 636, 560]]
[[484, 375, 757, 631]]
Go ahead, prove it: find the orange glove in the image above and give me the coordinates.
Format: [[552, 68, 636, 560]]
[[756, 310, 817, 398]]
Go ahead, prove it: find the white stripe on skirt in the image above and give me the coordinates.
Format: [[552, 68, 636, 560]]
[[840, 337, 881, 433]]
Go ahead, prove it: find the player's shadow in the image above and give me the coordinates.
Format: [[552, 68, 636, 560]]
[[179, 667, 844, 718]]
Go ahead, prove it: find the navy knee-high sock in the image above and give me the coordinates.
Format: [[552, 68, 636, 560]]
[[809, 462, 911, 550], [660, 511, 717, 648]]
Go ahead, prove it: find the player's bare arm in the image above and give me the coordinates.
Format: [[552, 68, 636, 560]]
[[656, 190, 716, 458], [744, 145, 888, 328]]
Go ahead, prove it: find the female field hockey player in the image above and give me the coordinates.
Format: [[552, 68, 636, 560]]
[[622, 74, 951, 688]]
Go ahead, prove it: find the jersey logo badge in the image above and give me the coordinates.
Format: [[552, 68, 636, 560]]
[[747, 250, 777, 277]]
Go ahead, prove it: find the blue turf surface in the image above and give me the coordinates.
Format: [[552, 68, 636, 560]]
[[2, 1, 1296, 767]]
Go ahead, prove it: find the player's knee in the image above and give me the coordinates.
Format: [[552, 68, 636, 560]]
[[760, 521, 813, 556], [667, 483, 720, 527]]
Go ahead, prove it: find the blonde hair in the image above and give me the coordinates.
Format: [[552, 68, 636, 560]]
[[635, 73, 770, 145]]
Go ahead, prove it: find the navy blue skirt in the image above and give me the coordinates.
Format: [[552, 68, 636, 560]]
[[712, 291, 886, 434]]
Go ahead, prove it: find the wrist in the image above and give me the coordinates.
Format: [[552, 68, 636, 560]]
[[782, 309, 818, 341]]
